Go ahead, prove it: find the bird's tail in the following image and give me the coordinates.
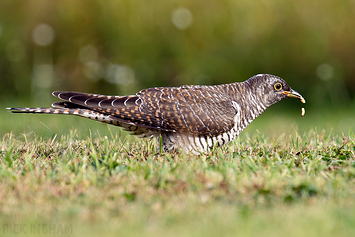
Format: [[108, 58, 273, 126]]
[[7, 107, 120, 125], [7, 107, 79, 115], [7, 107, 154, 135]]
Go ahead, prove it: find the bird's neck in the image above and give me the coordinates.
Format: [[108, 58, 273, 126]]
[[224, 82, 269, 124]]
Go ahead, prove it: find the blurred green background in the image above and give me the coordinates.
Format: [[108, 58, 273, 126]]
[[0, 0, 355, 136]]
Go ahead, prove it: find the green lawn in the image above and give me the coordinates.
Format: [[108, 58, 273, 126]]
[[0, 107, 355, 236]]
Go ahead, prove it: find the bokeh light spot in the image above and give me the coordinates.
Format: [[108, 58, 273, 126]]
[[83, 61, 104, 81], [171, 7, 193, 30], [106, 64, 135, 85], [317, 63, 334, 81], [32, 23, 55, 46], [79, 45, 99, 63]]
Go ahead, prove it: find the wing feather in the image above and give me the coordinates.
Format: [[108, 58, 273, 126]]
[[137, 85, 237, 136], [51, 85, 238, 136]]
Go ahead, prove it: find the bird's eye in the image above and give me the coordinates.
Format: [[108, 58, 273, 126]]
[[274, 83, 282, 91]]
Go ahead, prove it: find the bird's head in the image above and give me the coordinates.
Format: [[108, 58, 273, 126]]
[[248, 74, 306, 107]]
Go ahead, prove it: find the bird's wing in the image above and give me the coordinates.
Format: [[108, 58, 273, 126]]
[[52, 86, 238, 136], [137, 85, 238, 136]]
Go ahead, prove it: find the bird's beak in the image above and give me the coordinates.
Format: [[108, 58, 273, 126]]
[[282, 89, 306, 103]]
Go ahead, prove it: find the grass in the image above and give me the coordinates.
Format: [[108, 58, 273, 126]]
[[1, 108, 355, 236]]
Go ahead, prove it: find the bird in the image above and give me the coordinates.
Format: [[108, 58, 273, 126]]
[[8, 74, 305, 154]]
